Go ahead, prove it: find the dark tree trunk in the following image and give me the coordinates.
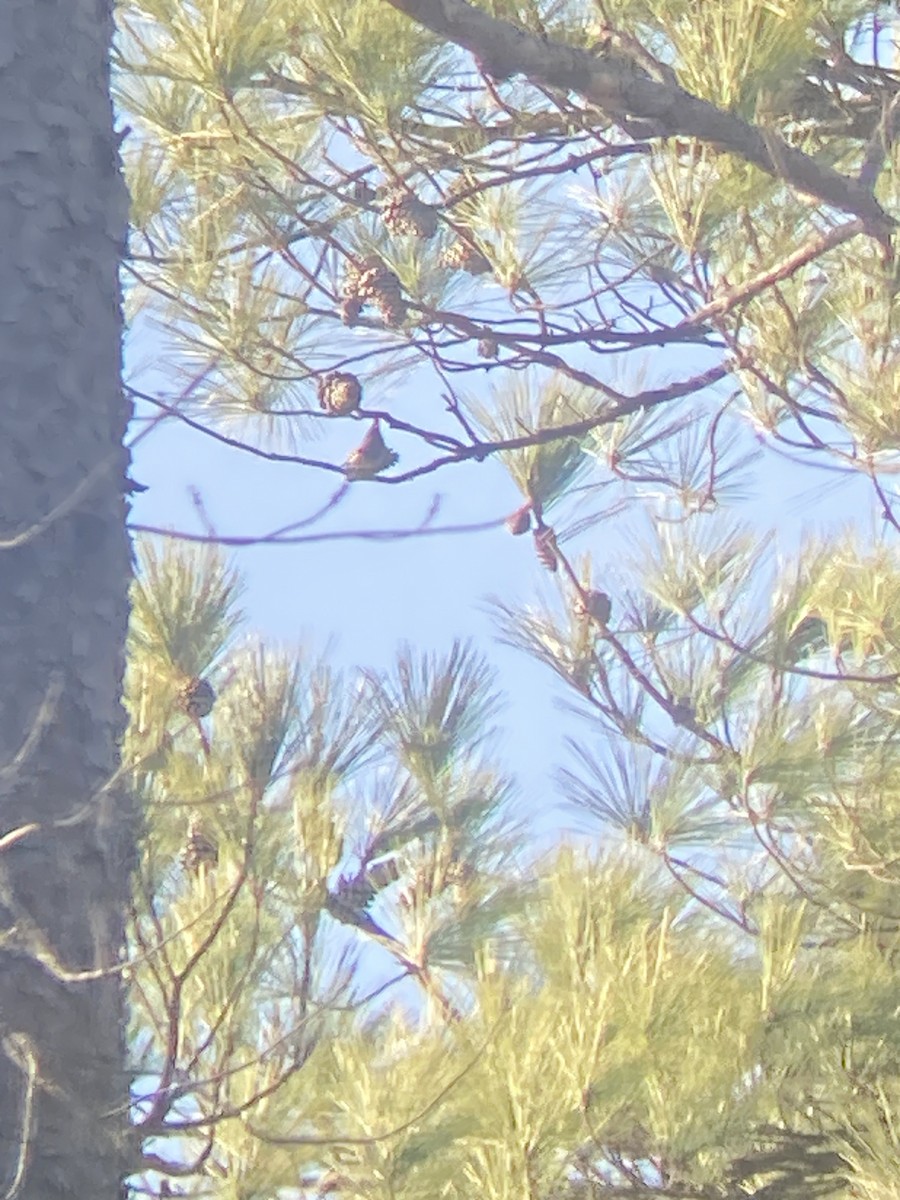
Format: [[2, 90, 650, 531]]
[[0, 1, 134, 1197]]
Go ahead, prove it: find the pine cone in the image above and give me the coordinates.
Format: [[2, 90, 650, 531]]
[[318, 371, 362, 416], [533, 525, 559, 572], [345, 257, 407, 327], [575, 589, 612, 625], [339, 295, 363, 326], [373, 291, 407, 328], [341, 260, 364, 301], [181, 813, 218, 875], [344, 420, 398, 480], [354, 258, 395, 299], [180, 676, 215, 719], [440, 240, 491, 275], [381, 189, 438, 239], [358, 260, 407, 327], [505, 503, 531, 535]]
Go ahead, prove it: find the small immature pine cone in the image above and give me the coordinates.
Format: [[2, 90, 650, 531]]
[[180, 676, 215, 719], [181, 812, 218, 875], [533, 525, 559, 572], [355, 258, 397, 299], [575, 589, 612, 626], [505, 504, 532, 536], [380, 189, 438, 239], [318, 371, 362, 416], [344, 420, 398, 480]]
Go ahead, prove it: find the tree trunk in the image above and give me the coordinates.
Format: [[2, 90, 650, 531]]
[[0, 1, 133, 1196]]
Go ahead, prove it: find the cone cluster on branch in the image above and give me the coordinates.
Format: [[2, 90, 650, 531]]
[[318, 371, 362, 416], [181, 812, 218, 876], [380, 189, 438, 239], [341, 257, 407, 327], [344, 420, 398, 480]]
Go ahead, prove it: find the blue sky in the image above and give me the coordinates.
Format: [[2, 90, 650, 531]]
[[125, 327, 877, 835]]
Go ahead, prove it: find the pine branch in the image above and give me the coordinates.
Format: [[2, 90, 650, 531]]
[[381, 0, 894, 235]]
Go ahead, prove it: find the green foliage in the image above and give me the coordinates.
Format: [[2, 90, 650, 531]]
[[469, 373, 595, 514], [116, 0, 900, 1196]]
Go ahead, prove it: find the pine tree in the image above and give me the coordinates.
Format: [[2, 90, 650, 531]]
[[124, 545, 523, 1194], [0, 2, 133, 1197], [109, 1, 900, 1197]]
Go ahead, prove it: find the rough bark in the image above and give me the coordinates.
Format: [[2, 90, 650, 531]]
[[0, 1, 134, 1197], [382, 0, 895, 236]]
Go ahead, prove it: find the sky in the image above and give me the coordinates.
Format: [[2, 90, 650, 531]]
[[125, 327, 878, 837]]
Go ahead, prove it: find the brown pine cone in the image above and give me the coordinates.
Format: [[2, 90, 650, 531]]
[[575, 589, 612, 625], [505, 504, 531, 535], [180, 676, 215, 719], [318, 371, 362, 416], [356, 259, 407, 327], [339, 296, 363, 326], [354, 258, 398, 300], [381, 190, 438, 239], [341, 260, 363, 299], [533, 525, 559, 572]]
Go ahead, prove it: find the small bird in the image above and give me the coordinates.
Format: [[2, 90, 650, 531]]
[[343, 421, 398, 480]]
